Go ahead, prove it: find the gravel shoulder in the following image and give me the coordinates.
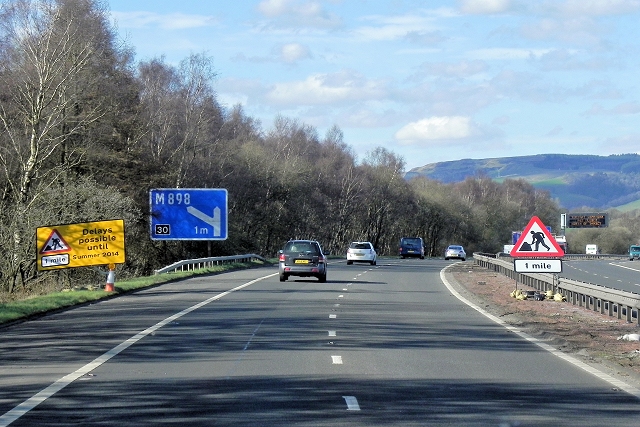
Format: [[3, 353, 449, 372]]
[[444, 260, 640, 390]]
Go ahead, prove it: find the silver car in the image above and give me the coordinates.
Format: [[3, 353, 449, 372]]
[[444, 245, 466, 261], [279, 240, 327, 282], [346, 241, 377, 265]]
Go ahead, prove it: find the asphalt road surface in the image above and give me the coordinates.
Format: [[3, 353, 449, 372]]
[[1, 259, 640, 426], [561, 259, 640, 294]]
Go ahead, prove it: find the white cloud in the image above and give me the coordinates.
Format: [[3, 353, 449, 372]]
[[584, 102, 640, 115], [265, 71, 387, 105], [278, 43, 312, 63], [111, 11, 217, 30], [256, 0, 342, 29], [354, 14, 438, 41], [232, 43, 311, 65], [468, 47, 554, 60], [520, 17, 604, 46], [340, 106, 401, 128], [419, 60, 488, 78], [558, 0, 640, 16], [218, 77, 263, 107], [459, 0, 512, 14], [258, 0, 292, 17], [395, 116, 474, 143]]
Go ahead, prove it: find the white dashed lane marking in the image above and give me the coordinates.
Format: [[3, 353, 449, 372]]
[[0, 273, 277, 427], [343, 396, 360, 410]]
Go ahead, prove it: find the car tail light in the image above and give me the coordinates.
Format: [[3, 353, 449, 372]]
[[318, 255, 325, 264], [279, 253, 285, 262]]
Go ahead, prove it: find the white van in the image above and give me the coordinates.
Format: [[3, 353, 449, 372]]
[[586, 244, 599, 255]]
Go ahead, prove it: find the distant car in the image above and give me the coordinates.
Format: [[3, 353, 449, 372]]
[[444, 245, 466, 261], [399, 237, 425, 259], [346, 241, 377, 265], [630, 245, 640, 260], [279, 240, 327, 282]]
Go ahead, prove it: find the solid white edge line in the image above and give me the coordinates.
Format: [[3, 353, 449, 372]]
[[439, 265, 640, 400], [0, 272, 277, 427]]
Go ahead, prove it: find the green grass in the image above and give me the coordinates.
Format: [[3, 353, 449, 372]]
[[0, 260, 272, 326]]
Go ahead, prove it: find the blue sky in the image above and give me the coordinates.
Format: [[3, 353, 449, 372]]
[[108, 0, 640, 171]]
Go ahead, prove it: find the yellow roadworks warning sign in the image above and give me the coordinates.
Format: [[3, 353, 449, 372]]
[[36, 219, 125, 270]]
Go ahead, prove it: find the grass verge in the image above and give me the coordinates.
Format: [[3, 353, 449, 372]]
[[0, 260, 272, 326]]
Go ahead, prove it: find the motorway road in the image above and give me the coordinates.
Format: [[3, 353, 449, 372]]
[[561, 259, 640, 294], [1, 259, 640, 426]]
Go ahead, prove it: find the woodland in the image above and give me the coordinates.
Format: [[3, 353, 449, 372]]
[[1, 0, 639, 298]]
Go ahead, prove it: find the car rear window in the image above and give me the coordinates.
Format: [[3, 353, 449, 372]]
[[285, 242, 319, 254], [448, 246, 463, 250], [402, 238, 422, 246], [350, 242, 371, 249]]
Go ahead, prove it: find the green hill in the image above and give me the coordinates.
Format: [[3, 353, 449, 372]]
[[405, 154, 640, 210]]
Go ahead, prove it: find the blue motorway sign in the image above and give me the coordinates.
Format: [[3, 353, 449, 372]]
[[149, 188, 228, 240]]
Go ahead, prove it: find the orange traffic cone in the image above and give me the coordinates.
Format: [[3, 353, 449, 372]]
[[105, 267, 115, 292]]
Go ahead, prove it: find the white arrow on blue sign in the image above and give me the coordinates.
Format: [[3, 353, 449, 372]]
[[149, 188, 228, 240]]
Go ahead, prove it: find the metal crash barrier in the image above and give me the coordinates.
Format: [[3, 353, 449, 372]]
[[155, 254, 267, 275], [473, 253, 640, 325]]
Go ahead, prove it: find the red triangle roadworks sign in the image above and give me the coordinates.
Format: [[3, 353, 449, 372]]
[[511, 216, 564, 257], [39, 229, 71, 255]]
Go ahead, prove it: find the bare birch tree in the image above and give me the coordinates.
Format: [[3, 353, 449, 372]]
[[137, 53, 220, 188], [0, 0, 127, 292]]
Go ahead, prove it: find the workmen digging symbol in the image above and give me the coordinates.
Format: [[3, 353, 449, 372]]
[[511, 216, 564, 257], [39, 229, 70, 254], [518, 230, 551, 252], [530, 230, 551, 251], [45, 237, 64, 252]]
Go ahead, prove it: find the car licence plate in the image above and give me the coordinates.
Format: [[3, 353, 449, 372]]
[[295, 259, 309, 264]]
